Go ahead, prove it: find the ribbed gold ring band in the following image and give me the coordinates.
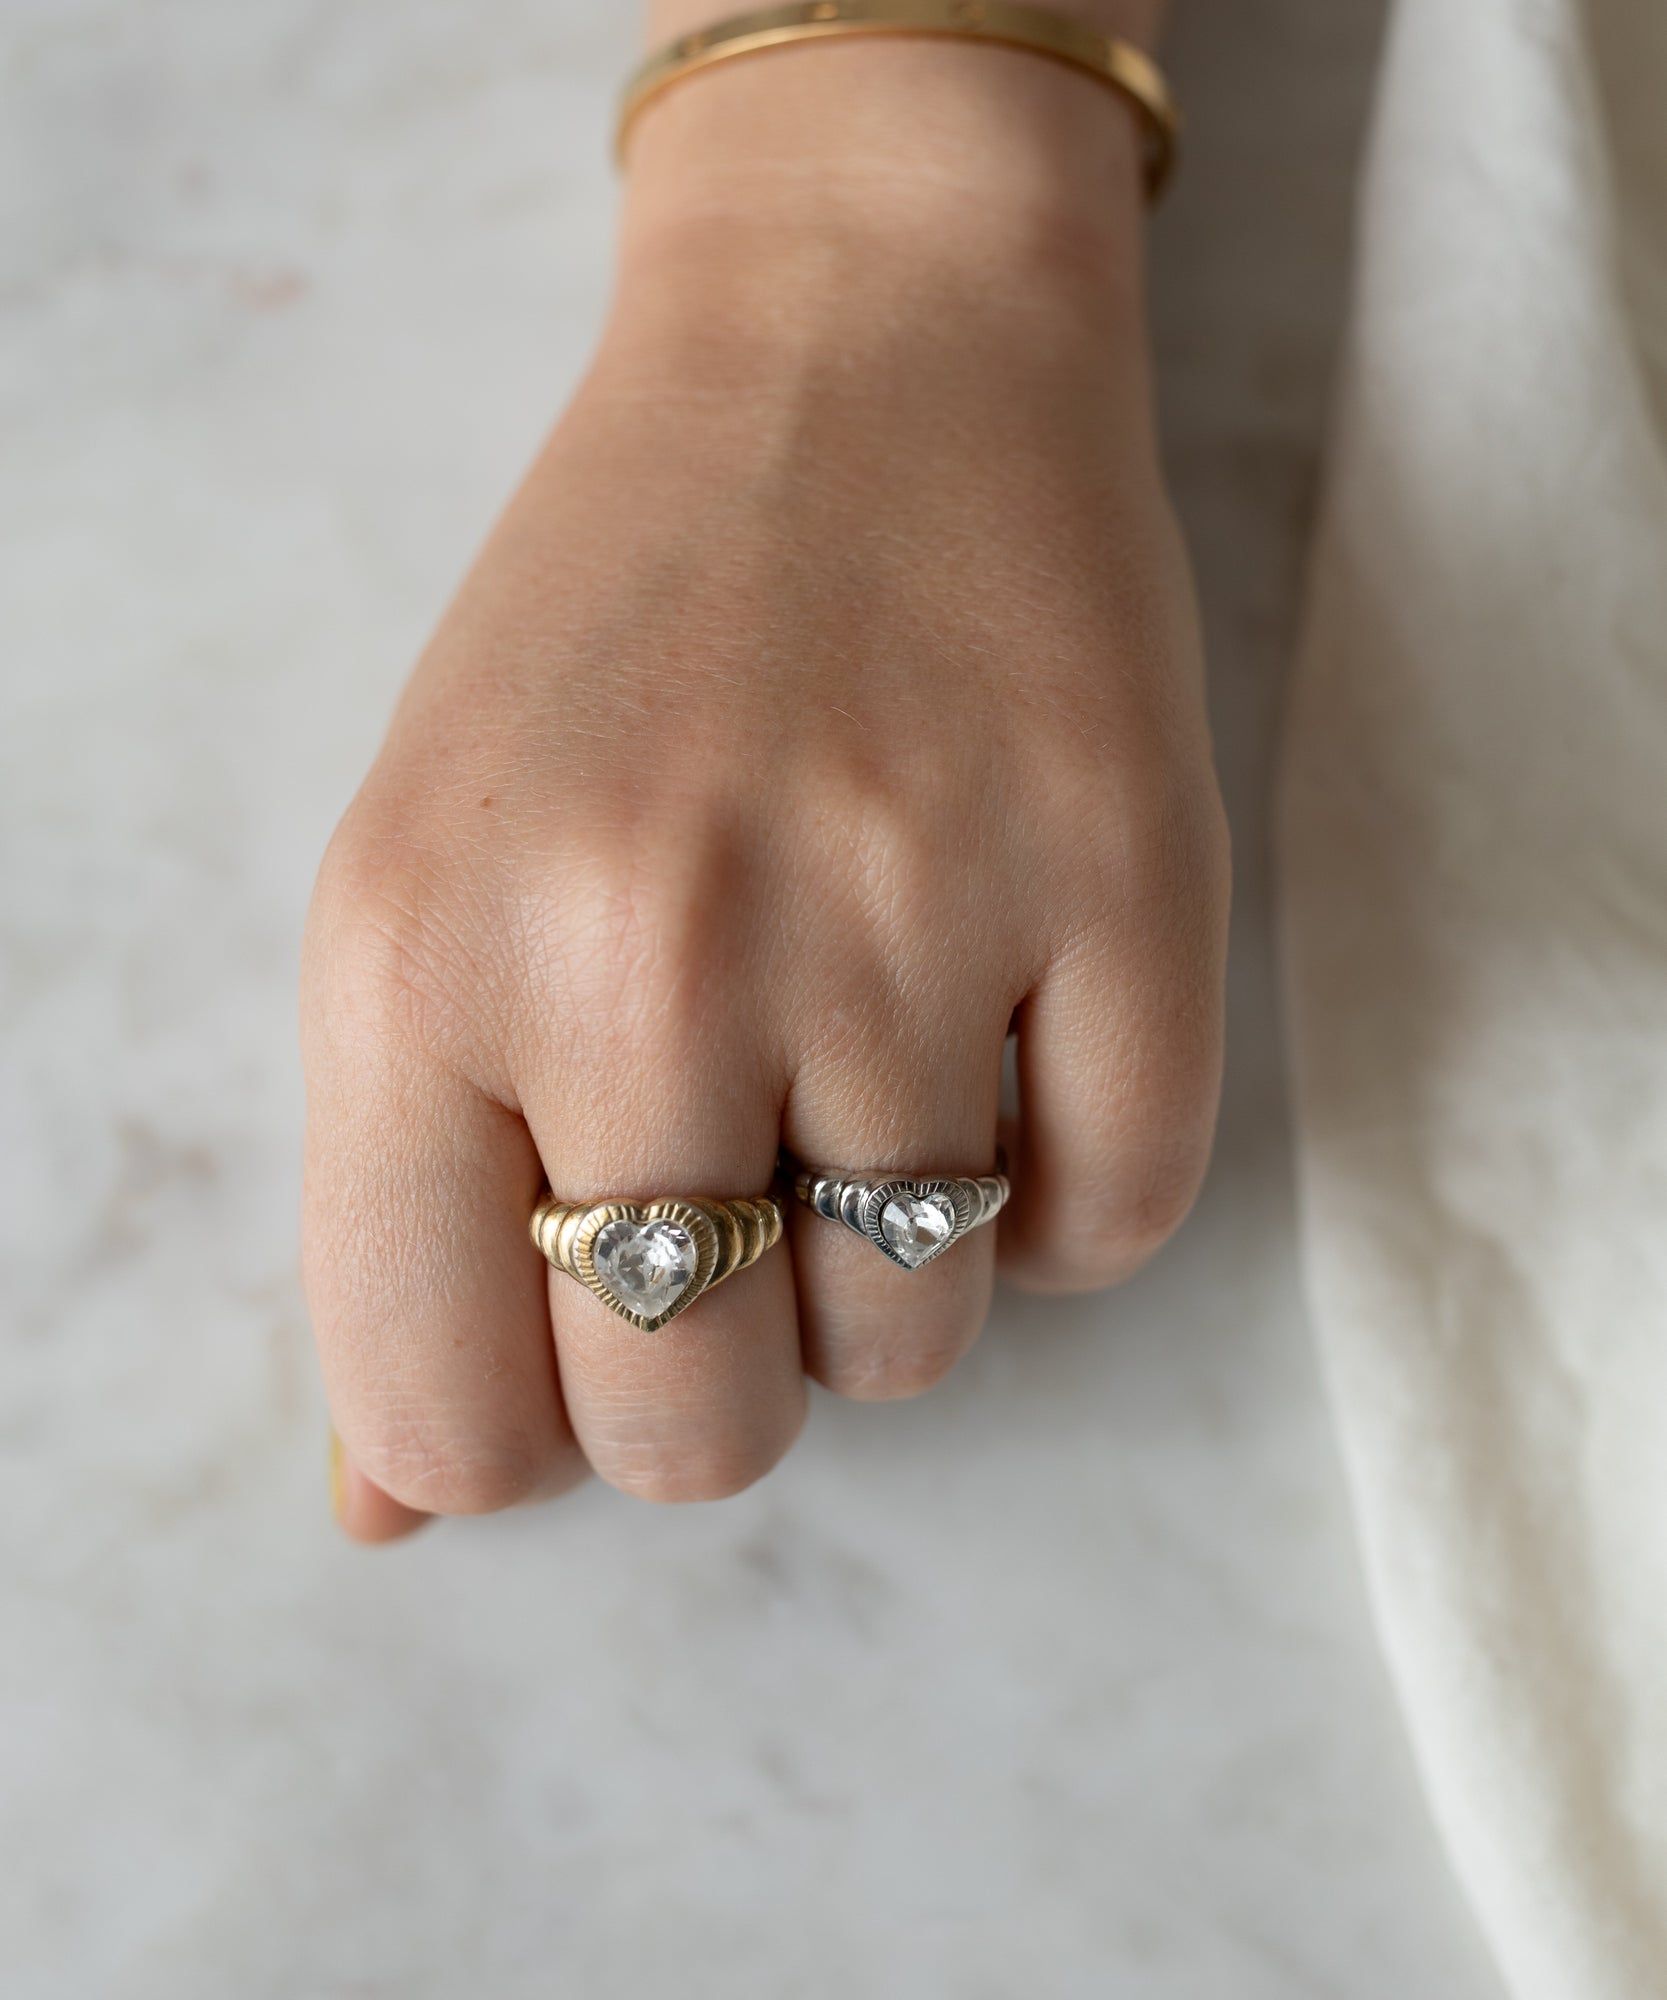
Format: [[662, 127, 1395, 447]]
[[617, 0, 1179, 200]]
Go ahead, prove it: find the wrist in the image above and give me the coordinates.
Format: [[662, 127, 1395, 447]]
[[611, 39, 1154, 368], [625, 0, 1167, 213]]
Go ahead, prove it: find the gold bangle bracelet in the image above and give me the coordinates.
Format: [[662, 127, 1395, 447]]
[[617, 0, 1179, 201]]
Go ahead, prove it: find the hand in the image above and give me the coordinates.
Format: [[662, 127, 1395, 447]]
[[302, 37, 1228, 1539]]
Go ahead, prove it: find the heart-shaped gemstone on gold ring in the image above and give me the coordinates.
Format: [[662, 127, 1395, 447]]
[[592, 1217, 699, 1317], [530, 1192, 783, 1330], [573, 1200, 719, 1330]]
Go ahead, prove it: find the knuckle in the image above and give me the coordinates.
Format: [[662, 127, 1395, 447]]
[[305, 809, 487, 1058], [804, 1283, 983, 1403], [346, 1407, 546, 1516], [528, 806, 755, 1046], [1037, 758, 1231, 970], [1118, 774, 1232, 912], [1095, 1168, 1205, 1273], [1126, 1166, 1207, 1251], [602, 1439, 786, 1506], [819, 1332, 969, 1403], [847, 807, 948, 941], [1014, 1150, 1211, 1295], [805, 754, 986, 950], [1048, 743, 1228, 896]]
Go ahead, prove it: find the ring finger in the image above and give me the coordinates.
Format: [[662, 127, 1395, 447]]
[[785, 993, 1009, 1401]]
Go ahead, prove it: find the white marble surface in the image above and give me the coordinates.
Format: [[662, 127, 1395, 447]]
[[1, 3, 1505, 1995]]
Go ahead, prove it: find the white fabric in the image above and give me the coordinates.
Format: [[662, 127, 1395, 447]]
[[1281, 2, 1667, 1996]]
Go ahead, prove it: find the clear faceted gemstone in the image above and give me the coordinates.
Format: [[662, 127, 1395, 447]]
[[879, 1192, 956, 1268], [593, 1218, 697, 1316]]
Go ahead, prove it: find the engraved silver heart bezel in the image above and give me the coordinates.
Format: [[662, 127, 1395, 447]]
[[856, 1179, 973, 1270]]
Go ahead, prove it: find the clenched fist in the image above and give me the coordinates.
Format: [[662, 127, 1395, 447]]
[[303, 31, 1227, 1539]]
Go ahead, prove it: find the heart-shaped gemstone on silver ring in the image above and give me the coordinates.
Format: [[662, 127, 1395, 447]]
[[790, 1165, 1007, 1272], [856, 1178, 975, 1270], [878, 1192, 958, 1269]]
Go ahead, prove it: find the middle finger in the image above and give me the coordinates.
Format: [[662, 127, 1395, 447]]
[[521, 1014, 803, 1506]]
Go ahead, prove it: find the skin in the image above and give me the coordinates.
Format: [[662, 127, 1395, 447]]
[[303, 0, 1228, 1543]]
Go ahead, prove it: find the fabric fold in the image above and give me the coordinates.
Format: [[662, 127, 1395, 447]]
[[1280, 0, 1667, 1994]]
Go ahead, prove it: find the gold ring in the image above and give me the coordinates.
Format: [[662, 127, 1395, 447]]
[[530, 1192, 784, 1330]]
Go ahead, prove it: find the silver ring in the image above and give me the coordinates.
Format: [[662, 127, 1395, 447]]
[[790, 1165, 1010, 1270]]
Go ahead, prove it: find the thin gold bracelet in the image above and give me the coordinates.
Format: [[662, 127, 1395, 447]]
[[616, 0, 1179, 201]]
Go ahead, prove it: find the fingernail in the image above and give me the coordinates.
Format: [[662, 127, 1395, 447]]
[[329, 1428, 347, 1521]]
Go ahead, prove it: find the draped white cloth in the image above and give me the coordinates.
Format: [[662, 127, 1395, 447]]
[[1281, 1, 1667, 1994]]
